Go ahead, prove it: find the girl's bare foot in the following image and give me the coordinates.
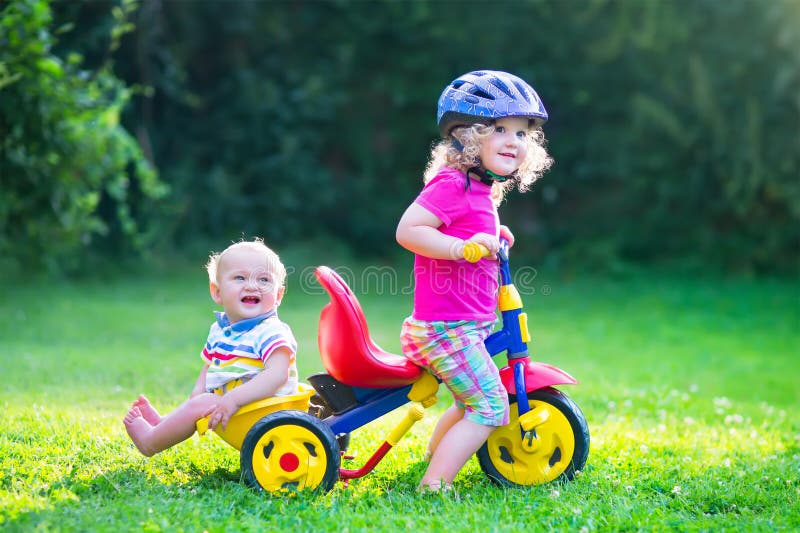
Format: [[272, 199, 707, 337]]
[[132, 395, 161, 425], [123, 406, 156, 457], [417, 481, 453, 493]]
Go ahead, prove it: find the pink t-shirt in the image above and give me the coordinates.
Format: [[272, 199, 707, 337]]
[[411, 167, 499, 322]]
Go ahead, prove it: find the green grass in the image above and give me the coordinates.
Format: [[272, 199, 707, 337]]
[[1, 260, 798, 532]]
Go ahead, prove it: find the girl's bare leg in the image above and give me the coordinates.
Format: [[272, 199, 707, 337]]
[[420, 418, 495, 491], [132, 395, 161, 425], [123, 393, 219, 457], [424, 405, 464, 459]]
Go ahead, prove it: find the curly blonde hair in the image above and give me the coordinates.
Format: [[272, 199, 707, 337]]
[[423, 123, 553, 204]]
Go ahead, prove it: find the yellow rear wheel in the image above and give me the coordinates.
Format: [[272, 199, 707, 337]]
[[241, 410, 340, 494], [477, 388, 589, 487]]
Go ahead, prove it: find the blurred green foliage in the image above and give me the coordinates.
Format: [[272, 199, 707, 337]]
[[0, 0, 167, 273], [2, 0, 799, 274]]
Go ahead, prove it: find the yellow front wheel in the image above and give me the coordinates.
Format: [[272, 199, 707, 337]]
[[477, 388, 589, 487], [240, 410, 340, 494]]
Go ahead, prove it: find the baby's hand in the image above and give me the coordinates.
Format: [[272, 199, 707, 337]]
[[207, 395, 240, 431]]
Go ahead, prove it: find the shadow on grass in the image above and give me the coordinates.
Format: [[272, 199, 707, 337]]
[[7, 464, 244, 529], [68, 463, 241, 497]]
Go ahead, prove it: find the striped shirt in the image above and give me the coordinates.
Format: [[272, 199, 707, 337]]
[[201, 310, 298, 396]]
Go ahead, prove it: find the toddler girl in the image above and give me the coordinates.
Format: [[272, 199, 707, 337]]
[[396, 70, 553, 491]]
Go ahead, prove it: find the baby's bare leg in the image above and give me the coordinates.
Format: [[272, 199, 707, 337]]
[[123, 394, 219, 456], [132, 395, 161, 425]]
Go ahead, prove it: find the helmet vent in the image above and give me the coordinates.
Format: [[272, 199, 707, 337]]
[[471, 87, 495, 101], [513, 81, 532, 104], [489, 78, 514, 98]]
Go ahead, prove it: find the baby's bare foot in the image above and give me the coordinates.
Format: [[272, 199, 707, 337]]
[[133, 395, 161, 425], [123, 406, 156, 457]]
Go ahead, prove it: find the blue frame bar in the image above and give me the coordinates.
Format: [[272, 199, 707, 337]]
[[326, 385, 413, 435], [513, 361, 529, 416]]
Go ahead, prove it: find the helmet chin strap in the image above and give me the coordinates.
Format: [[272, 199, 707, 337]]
[[466, 166, 510, 188]]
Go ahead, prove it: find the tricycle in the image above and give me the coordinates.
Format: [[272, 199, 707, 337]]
[[197, 240, 590, 493]]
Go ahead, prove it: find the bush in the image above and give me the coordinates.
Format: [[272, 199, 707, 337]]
[[0, 0, 167, 274]]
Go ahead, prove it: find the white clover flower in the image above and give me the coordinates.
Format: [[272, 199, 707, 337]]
[[724, 414, 744, 425], [713, 397, 732, 409]]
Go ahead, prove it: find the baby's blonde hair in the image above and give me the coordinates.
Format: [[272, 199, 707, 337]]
[[423, 123, 553, 204], [205, 238, 287, 287]]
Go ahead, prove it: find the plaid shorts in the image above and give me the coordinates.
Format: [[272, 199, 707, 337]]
[[401, 317, 509, 426]]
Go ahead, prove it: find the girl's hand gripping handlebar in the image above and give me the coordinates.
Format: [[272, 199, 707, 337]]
[[462, 239, 510, 263], [462, 242, 492, 263]]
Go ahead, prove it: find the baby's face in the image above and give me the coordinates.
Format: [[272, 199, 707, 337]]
[[212, 246, 284, 324], [479, 117, 530, 177]]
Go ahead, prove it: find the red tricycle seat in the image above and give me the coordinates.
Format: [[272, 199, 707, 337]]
[[315, 266, 422, 388]]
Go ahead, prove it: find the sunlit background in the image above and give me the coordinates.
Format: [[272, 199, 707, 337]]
[[2, 0, 798, 275]]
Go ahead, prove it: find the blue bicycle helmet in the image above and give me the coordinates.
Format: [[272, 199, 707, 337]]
[[437, 70, 548, 137]]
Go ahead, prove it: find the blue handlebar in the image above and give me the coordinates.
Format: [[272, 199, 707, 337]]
[[498, 238, 512, 285]]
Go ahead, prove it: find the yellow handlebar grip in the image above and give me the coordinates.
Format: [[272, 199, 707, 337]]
[[463, 242, 490, 263]]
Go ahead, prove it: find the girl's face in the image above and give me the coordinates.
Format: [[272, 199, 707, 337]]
[[210, 246, 284, 324], [479, 117, 529, 176]]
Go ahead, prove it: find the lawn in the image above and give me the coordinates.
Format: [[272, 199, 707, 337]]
[[1, 253, 798, 532]]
